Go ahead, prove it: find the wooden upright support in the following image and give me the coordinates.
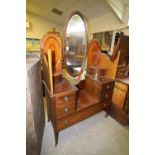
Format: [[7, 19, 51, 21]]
[[47, 50, 54, 95]]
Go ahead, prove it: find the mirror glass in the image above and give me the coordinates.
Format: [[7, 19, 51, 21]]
[[64, 12, 88, 76]]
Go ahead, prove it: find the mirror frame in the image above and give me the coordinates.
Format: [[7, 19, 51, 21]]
[[63, 11, 88, 77]]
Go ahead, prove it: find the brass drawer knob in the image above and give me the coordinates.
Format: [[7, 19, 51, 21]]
[[64, 96, 69, 102], [64, 120, 68, 125], [104, 103, 107, 107], [64, 108, 68, 113], [107, 85, 110, 89], [105, 94, 108, 98]]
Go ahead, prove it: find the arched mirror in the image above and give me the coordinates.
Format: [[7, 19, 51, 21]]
[[64, 11, 88, 77]]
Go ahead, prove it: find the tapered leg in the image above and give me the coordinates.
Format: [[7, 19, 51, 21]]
[[105, 106, 110, 117], [54, 131, 59, 146]]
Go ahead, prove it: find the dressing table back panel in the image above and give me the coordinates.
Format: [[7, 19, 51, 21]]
[[85, 76, 102, 100]]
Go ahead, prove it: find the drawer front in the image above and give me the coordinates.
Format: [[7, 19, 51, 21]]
[[56, 104, 75, 119], [102, 101, 110, 107], [55, 93, 76, 108], [101, 91, 113, 102], [115, 82, 128, 92], [100, 82, 114, 107], [101, 81, 114, 102], [57, 116, 75, 130], [102, 81, 115, 92]]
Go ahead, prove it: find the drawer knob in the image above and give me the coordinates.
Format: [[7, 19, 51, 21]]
[[64, 120, 68, 125], [105, 94, 108, 98], [107, 85, 110, 89], [104, 103, 107, 107], [64, 96, 69, 102], [64, 108, 68, 113]]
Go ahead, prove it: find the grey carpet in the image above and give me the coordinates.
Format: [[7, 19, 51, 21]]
[[41, 111, 129, 155]]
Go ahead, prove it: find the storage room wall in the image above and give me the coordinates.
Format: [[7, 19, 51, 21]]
[[87, 5, 129, 40], [26, 13, 63, 39]]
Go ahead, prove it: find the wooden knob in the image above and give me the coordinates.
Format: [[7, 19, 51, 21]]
[[107, 85, 110, 89], [64, 96, 69, 102], [105, 94, 108, 98], [64, 108, 68, 113], [104, 103, 107, 107], [64, 120, 68, 125]]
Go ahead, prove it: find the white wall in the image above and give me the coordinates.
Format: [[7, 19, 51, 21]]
[[26, 13, 63, 39], [87, 5, 129, 40]]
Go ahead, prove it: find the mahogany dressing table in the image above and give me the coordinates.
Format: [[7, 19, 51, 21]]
[[40, 11, 120, 146]]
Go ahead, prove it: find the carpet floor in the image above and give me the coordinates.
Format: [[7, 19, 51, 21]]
[[40, 111, 129, 155]]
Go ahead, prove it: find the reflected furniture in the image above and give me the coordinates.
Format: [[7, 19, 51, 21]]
[[41, 11, 116, 146]]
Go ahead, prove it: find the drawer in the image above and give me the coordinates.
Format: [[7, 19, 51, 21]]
[[115, 82, 128, 92], [102, 101, 110, 107], [101, 91, 113, 102], [56, 104, 75, 119], [55, 93, 76, 107], [102, 82, 115, 92], [57, 116, 74, 130]]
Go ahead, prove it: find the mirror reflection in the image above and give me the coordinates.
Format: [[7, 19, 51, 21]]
[[65, 13, 87, 76]]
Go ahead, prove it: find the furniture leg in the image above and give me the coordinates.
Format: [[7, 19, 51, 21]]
[[54, 130, 59, 146], [105, 106, 110, 117]]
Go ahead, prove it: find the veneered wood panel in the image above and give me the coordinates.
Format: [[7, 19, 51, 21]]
[[40, 32, 62, 75], [115, 81, 128, 92], [85, 76, 102, 100], [110, 103, 129, 125], [57, 103, 104, 131], [112, 87, 126, 108], [87, 40, 120, 79]]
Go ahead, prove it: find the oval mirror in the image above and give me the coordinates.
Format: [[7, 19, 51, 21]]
[[64, 11, 88, 77]]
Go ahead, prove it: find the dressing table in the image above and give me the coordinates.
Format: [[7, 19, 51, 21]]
[[40, 11, 119, 145]]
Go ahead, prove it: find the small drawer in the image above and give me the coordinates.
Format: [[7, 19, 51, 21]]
[[57, 116, 74, 130], [102, 82, 115, 91], [56, 104, 75, 119], [101, 91, 112, 102], [102, 101, 109, 107], [55, 93, 76, 107]]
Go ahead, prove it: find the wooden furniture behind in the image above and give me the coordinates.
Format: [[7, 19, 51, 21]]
[[87, 38, 129, 125], [110, 35, 129, 125], [111, 78, 129, 125], [26, 57, 45, 155], [41, 32, 115, 146], [111, 35, 129, 78]]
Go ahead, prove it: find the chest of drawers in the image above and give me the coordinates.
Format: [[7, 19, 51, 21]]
[[44, 75, 115, 146], [44, 79, 78, 145], [55, 93, 76, 119], [85, 74, 115, 116], [110, 78, 129, 125]]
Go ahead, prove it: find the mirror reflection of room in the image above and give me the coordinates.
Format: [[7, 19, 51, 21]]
[[65, 14, 87, 75]]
